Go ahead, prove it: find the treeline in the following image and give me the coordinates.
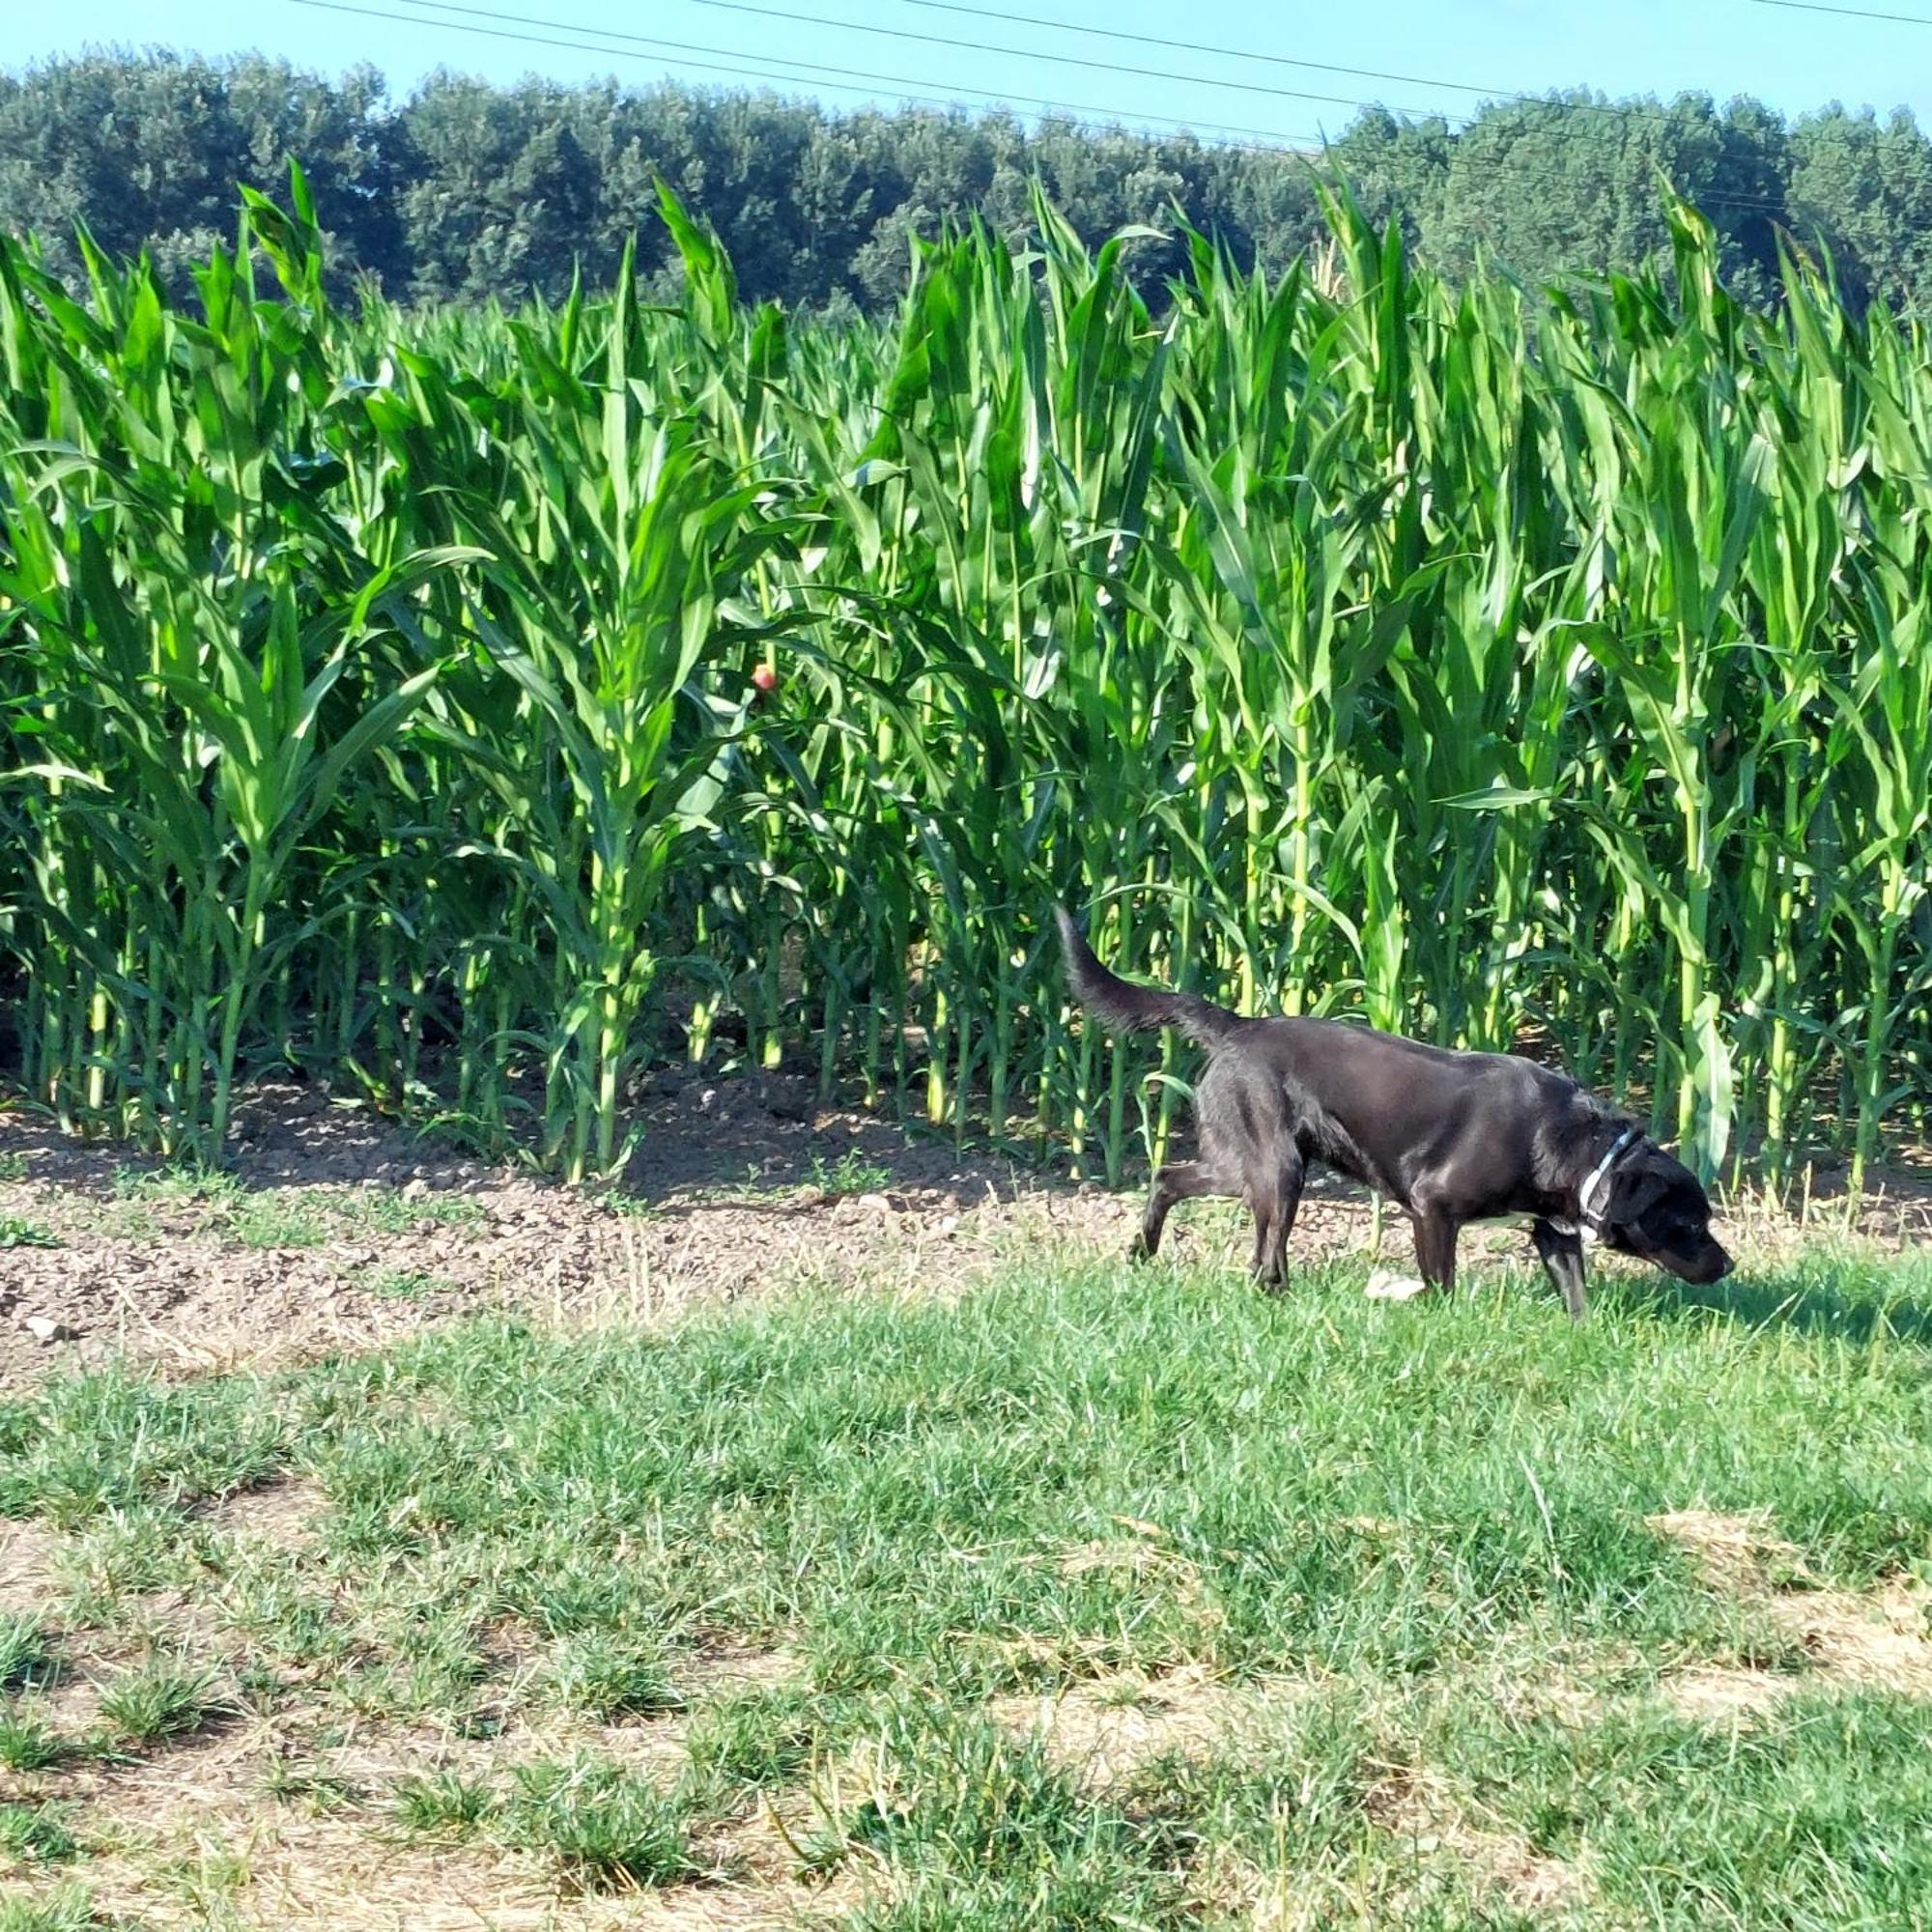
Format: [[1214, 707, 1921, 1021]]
[[7, 49, 1932, 310]]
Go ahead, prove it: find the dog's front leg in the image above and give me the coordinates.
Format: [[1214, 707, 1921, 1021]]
[[1531, 1217, 1589, 1321], [1367, 1206, 1458, 1303], [1412, 1209, 1460, 1296]]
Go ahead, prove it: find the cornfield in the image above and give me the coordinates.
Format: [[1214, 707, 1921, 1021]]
[[3, 171, 1928, 1194]]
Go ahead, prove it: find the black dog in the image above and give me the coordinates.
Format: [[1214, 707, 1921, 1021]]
[[1055, 908, 1731, 1317]]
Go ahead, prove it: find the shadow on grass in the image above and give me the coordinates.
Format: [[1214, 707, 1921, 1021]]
[[1610, 1271, 1932, 1348]]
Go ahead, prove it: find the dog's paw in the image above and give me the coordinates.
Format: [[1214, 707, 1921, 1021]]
[[1364, 1270, 1431, 1302]]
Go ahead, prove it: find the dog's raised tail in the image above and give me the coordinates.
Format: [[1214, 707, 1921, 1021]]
[[1052, 906, 1239, 1049]]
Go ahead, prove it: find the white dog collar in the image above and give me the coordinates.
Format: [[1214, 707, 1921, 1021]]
[[1550, 1127, 1639, 1245]]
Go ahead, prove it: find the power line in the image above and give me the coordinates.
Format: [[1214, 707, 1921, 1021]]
[[392, 0, 1450, 120], [385, 0, 1793, 214], [291, 0, 1792, 220], [1747, 0, 1932, 20], [889, 0, 1502, 99], [716, 0, 1814, 144], [290, 0, 1325, 148]]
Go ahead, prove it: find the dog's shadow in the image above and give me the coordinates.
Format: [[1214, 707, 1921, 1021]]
[[1609, 1270, 1932, 1348]]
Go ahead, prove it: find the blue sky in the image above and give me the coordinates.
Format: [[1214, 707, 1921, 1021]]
[[14, 0, 1932, 145]]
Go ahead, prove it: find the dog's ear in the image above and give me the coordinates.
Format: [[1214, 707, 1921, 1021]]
[[1601, 1154, 1669, 1231], [1634, 1144, 1719, 1216], [1603, 1151, 1645, 1207]]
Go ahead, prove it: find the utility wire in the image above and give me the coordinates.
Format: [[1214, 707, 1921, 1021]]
[[294, 0, 1795, 218], [291, 0, 1324, 147], [392, 0, 1449, 118], [1747, 0, 1932, 21], [388, 0, 1795, 213], [888, 0, 1505, 97], [701, 0, 1819, 142]]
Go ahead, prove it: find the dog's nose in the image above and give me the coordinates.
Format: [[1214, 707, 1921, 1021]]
[[1714, 1252, 1734, 1281]]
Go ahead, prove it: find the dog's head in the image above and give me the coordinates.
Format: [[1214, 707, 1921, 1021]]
[[1599, 1145, 1732, 1284]]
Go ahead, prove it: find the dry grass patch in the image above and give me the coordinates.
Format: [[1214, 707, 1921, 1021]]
[[330, 1714, 693, 1795], [681, 1645, 804, 1699], [1649, 1507, 1932, 1715], [207, 1476, 327, 1550], [0, 1520, 63, 1617], [78, 1804, 560, 1931], [1776, 1577, 1932, 1694], [1659, 1662, 1800, 1721], [1647, 1507, 1809, 1593], [676, 1802, 877, 1930], [987, 1663, 1310, 1793], [1051, 1525, 1224, 1635], [1187, 1845, 1467, 1932], [591, 1885, 859, 1931], [1364, 1763, 1598, 1920], [53, 1691, 848, 1929]]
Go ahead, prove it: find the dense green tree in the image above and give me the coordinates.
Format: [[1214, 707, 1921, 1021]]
[[0, 50, 402, 293], [395, 74, 610, 301], [1417, 93, 1788, 302], [1325, 108, 1454, 250], [1788, 106, 1932, 308]]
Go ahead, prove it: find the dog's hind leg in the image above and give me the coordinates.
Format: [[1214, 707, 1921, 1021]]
[[1531, 1217, 1589, 1321], [1133, 1162, 1228, 1261], [1251, 1151, 1306, 1291]]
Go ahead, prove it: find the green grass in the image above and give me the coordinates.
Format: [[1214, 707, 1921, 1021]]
[[0, 1888, 98, 1932], [702, 1149, 898, 1206], [807, 1152, 895, 1197], [601, 1191, 660, 1221], [387, 1768, 497, 1835], [226, 1196, 329, 1250], [0, 1219, 57, 1251], [497, 1754, 696, 1891], [0, 1709, 67, 1775], [684, 1681, 827, 1796], [259, 1758, 354, 1810], [812, 1712, 1191, 1922], [85, 1171, 483, 1252], [538, 1631, 681, 1721], [0, 1804, 78, 1866], [0, 1621, 55, 1696], [109, 1164, 240, 1211], [341, 1192, 487, 1237], [95, 1658, 221, 1745], [4, 1245, 1931, 1923]]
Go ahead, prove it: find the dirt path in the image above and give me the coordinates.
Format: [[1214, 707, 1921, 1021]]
[[3, 1069, 1927, 1386]]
